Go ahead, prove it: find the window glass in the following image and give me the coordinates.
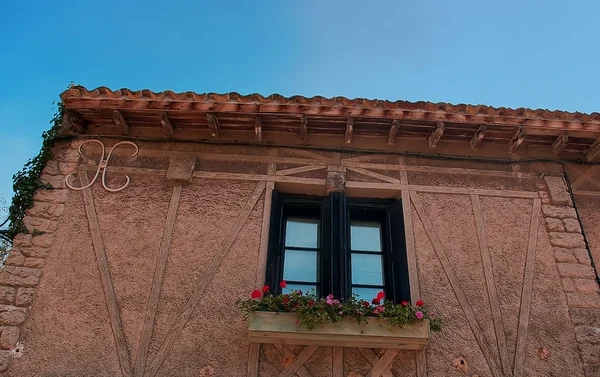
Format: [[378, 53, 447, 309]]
[[286, 218, 320, 248], [285, 283, 317, 295], [350, 221, 382, 251], [352, 287, 383, 302], [351, 253, 384, 285], [283, 249, 318, 282]]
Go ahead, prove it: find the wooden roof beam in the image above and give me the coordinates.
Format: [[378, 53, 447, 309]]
[[470, 125, 487, 150], [63, 110, 86, 133], [206, 113, 220, 138], [159, 112, 174, 138], [300, 116, 308, 141], [428, 120, 444, 148], [345, 118, 354, 144], [508, 126, 526, 154], [551, 132, 568, 157], [586, 138, 600, 162], [255, 116, 263, 142], [112, 110, 129, 135], [388, 120, 399, 145]]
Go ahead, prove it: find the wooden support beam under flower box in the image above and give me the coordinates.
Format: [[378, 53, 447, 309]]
[[248, 312, 429, 350]]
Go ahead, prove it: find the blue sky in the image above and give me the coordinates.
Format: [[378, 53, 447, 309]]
[[1, 0, 599, 212]]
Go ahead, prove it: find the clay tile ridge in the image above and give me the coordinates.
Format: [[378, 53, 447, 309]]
[[60, 86, 600, 124]]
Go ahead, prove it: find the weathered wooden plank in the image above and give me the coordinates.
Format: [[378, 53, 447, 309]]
[[280, 148, 331, 162], [274, 345, 313, 377], [508, 127, 526, 153], [113, 110, 129, 135], [277, 346, 319, 377], [247, 344, 260, 377], [551, 132, 568, 157], [300, 115, 308, 141], [471, 195, 510, 376], [410, 191, 503, 377], [428, 120, 444, 148], [194, 171, 326, 186], [79, 171, 132, 377], [63, 110, 86, 133], [358, 349, 393, 377], [513, 199, 541, 377], [345, 118, 354, 144], [206, 112, 220, 138], [585, 137, 600, 162], [276, 165, 326, 176], [346, 166, 400, 184], [388, 120, 399, 145], [332, 347, 343, 377], [365, 350, 399, 377], [255, 148, 277, 288], [145, 182, 266, 377], [159, 112, 174, 137], [470, 125, 487, 150], [416, 352, 427, 377], [255, 116, 263, 141], [568, 165, 600, 190], [133, 185, 182, 377]]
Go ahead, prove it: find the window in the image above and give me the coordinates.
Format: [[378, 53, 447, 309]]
[[265, 192, 411, 304]]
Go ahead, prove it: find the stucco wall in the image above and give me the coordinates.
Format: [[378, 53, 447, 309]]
[[1, 140, 599, 376]]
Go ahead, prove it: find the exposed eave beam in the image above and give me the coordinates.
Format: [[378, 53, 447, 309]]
[[255, 116, 263, 142], [300, 115, 308, 141], [63, 110, 86, 133], [508, 126, 526, 153], [206, 113, 220, 138], [159, 112, 174, 138], [112, 110, 129, 135], [428, 120, 444, 148], [551, 132, 568, 157], [470, 125, 487, 150], [388, 120, 399, 145], [345, 118, 354, 144], [586, 137, 600, 162]]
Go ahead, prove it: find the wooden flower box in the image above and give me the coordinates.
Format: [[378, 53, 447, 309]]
[[248, 312, 429, 350]]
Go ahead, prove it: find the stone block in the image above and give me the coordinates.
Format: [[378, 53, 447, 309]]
[[4, 250, 25, 267], [575, 325, 600, 344], [22, 216, 58, 234], [20, 246, 49, 258], [54, 147, 80, 163], [42, 160, 60, 176], [571, 308, 600, 326], [0, 327, 20, 350], [58, 162, 78, 175], [0, 350, 10, 373], [573, 249, 592, 265], [0, 306, 27, 326], [0, 266, 42, 287], [575, 279, 600, 293], [15, 288, 35, 307], [562, 278, 576, 292], [32, 234, 54, 248], [166, 156, 196, 183], [557, 263, 596, 279], [32, 188, 69, 204], [23, 258, 45, 269], [549, 232, 586, 249], [579, 343, 600, 364], [25, 202, 65, 220], [11, 234, 31, 248], [40, 173, 66, 189], [567, 292, 600, 309], [0, 288, 15, 305], [554, 248, 577, 263], [544, 176, 572, 205], [563, 218, 582, 233], [545, 218, 564, 232], [542, 205, 577, 219]]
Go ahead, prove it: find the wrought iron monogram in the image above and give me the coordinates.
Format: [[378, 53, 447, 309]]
[[65, 139, 139, 192]]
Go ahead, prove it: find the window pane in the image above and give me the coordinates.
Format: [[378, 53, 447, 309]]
[[283, 249, 318, 282], [351, 221, 382, 251], [285, 283, 317, 296], [351, 253, 384, 285], [352, 287, 383, 303], [286, 218, 320, 248]]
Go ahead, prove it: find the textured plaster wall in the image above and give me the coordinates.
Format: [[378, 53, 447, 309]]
[[2, 142, 598, 376], [575, 196, 600, 267]]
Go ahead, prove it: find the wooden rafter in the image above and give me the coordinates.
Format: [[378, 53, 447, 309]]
[[206, 113, 220, 138], [470, 125, 487, 150], [112, 110, 129, 135], [63, 110, 86, 133], [159, 112, 174, 137], [508, 126, 526, 154], [255, 116, 263, 141], [345, 118, 354, 144], [300, 115, 308, 141], [551, 132, 568, 157], [388, 120, 399, 145], [428, 120, 444, 148], [585, 137, 600, 162]]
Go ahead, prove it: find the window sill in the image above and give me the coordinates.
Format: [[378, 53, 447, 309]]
[[248, 311, 429, 350]]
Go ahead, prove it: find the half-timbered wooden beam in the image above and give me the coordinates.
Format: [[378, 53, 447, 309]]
[[428, 120, 444, 148], [112, 110, 129, 135], [345, 118, 354, 144], [159, 112, 174, 138], [63, 110, 86, 133], [508, 126, 526, 153], [551, 132, 568, 157], [388, 120, 399, 145], [470, 125, 487, 150], [585, 137, 600, 162], [254, 116, 263, 142], [206, 113, 220, 138], [300, 115, 308, 141]]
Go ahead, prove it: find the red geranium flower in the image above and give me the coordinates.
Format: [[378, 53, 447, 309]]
[[280, 281, 287, 289], [262, 285, 270, 293], [377, 291, 385, 299], [416, 300, 424, 307], [251, 290, 262, 299], [401, 301, 408, 307], [372, 297, 381, 305], [282, 298, 289, 304], [309, 300, 315, 307], [363, 301, 370, 307]]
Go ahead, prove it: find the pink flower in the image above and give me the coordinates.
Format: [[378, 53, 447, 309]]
[[415, 311, 424, 320], [327, 294, 334, 300], [376, 306, 384, 313], [332, 299, 340, 305], [338, 311, 343, 315]]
